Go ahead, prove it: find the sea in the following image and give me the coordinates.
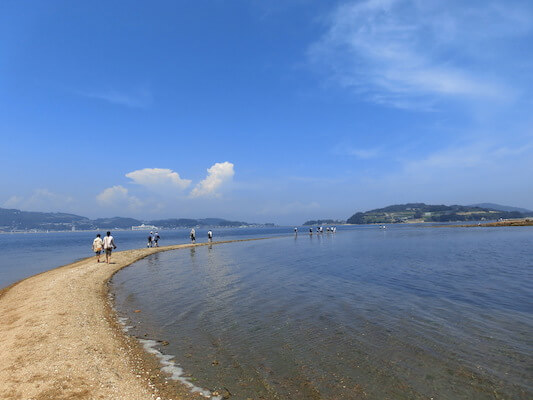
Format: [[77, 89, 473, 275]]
[[2, 225, 532, 399], [111, 225, 532, 399], [0, 227, 288, 289]]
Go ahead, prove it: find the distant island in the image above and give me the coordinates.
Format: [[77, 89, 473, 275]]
[[346, 203, 533, 224], [0, 207, 273, 232]]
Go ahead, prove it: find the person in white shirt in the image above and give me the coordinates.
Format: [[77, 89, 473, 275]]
[[190, 228, 196, 243], [207, 230, 213, 242], [102, 231, 116, 264], [92, 234, 103, 263]]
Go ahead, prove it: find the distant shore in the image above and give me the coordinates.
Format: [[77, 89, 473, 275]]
[[450, 219, 533, 227], [0, 238, 273, 400]]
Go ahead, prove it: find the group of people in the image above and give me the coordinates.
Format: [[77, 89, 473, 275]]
[[92, 229, 215, 263], [147, 231, 160, 248], [91, 231, 117, 263], [307, 226, 337, 235], [190, 229, 213, 243]]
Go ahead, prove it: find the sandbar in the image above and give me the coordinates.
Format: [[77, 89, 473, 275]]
[[0, 238, 269, 400]]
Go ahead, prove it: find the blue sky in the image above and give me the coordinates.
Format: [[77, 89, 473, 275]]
[[1, 0, 532, 224]]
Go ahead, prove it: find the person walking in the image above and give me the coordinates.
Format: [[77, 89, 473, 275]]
[[190, 228, 196, 243], [154, 232, 160, 247], [207, 230, 213, 242], [102, 231, 117, 264], [92, 233, 103, 263], [147, 232, 153, 248]]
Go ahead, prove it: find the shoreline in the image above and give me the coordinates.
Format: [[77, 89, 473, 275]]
[[0, 238, 275, 400], [444, 219, 533, 227]]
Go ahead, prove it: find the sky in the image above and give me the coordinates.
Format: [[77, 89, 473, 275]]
[[1, 0, 532, 224]]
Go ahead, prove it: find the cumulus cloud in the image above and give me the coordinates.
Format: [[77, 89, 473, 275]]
[[126, 168, 191, 190], [3, 189, 74, 212], [190, 162, 235, 198], [96, 185, 142, 209], [3, 196, 24, 208]]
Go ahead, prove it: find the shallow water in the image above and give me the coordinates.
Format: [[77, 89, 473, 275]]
[[112, 225, 533, 399], [0, 227, 290, 289]]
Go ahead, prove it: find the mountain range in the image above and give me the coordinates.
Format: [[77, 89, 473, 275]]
[[0, 208, 264, 232]]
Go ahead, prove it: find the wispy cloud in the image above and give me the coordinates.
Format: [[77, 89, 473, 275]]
[[403, 141, 533, 172], [190, 162, 235, 198], [309, 0, 531, 109], [332, 143, 381, 159], [347, 137, 533, 210], [3, 189, 74, 212], [78, 85, 153, 108]]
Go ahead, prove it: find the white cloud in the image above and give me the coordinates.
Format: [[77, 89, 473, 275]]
[[3, 189, 74, 212], [309, 0, 530, 108], [332, 144, 381, 159], [190, 162, 235, 198], [96, 185, 142, 209], [126, 168, 191, 190], [78, 85, 153, 108], [403, 142, 533, 173], [3, 196, 24, 208]]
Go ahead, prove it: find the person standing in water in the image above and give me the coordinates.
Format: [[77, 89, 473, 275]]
[[102, 231, 117, 264], [190, 228, 196, 243], [207, 230, 213, 242], [92, 233, 103, 263]]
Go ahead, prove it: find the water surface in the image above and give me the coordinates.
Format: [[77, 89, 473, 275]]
[[0, 227, 289, 289], [112, 225, 533, 399]]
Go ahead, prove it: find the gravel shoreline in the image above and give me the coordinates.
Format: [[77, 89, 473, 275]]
[[0, 238, 270, 400]]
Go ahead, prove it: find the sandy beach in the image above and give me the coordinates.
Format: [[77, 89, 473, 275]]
[[0, 239, 266, 400]]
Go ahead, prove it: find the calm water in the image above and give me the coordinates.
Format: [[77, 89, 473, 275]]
[[0, 227, 290, 289], [112, 226, 533, 399]]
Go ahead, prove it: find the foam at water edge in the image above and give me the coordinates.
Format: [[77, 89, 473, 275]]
[[117, 317, 221, 400], [139, 339, 222, 400], [117, 316, 133, 332]]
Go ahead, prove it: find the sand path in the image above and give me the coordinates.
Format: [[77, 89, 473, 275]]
[[0, 239, 264, 400]]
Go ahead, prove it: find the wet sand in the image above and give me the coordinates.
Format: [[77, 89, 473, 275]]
[[0, 239, 269, 400]]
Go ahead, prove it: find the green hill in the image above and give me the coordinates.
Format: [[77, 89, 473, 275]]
[[347, 203, 528, 224]]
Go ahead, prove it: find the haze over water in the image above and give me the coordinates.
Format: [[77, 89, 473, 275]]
[[0, 227, 289, 289], [112, 225, 532, 399]]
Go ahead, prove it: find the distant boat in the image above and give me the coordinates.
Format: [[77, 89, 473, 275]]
[[131, 224, 158, 231]]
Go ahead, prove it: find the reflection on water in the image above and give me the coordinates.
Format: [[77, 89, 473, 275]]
[[112, 226, 532, 399], [0, 226, 292, 288]]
